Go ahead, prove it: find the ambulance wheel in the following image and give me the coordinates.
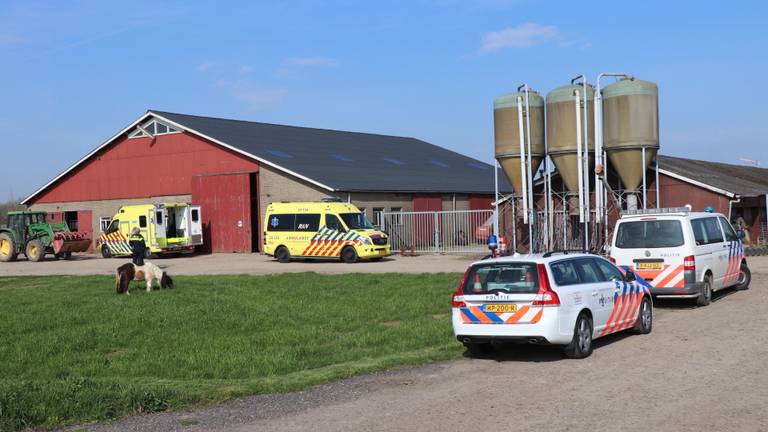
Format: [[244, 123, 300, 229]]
[[101, 245, 112, 259], [564, 313, 593, 359], [696, 274, 712, 307], [275, 246, 291, 263], [25, 239, 45, 262], [0, 233, 18, 262], [735, 263, 751, 291], [341, 247, 358, 263], [144, 248, 154, 259], [633, 297, 653, 335]]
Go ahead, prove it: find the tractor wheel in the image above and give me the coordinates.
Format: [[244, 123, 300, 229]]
[[0, 233, 18, 262], [25, 239, 45, 262]]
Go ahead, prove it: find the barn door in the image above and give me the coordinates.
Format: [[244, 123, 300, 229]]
[[192, 173, 252, 253]]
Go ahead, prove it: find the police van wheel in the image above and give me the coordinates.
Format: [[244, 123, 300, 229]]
[[696, 275, 712, 307], [633, 297, 653, 335], [564, 313, 593, 359], [275, 246, 291, 263], [341, 247, 358, 263], [735, 263, 751, 291], [101, 245, 112, 259]]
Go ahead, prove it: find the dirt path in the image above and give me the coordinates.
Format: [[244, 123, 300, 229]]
[[62, 257, 768, 432], [0, 253, 477, 277]]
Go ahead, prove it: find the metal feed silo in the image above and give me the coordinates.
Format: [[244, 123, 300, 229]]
[[546, 84, 595, 197], [602, 78, 659, 193], [493, 91, 545, 193]]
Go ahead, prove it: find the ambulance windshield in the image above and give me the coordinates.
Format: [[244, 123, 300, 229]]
[[340, 213, 374, 230]]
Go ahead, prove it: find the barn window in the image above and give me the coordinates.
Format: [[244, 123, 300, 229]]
[[128, 119, 181, 139], [99, 217, 111, 232]]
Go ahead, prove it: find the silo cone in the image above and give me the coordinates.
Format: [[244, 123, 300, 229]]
[[493, 91, 545, 194], [602, 78, 659, 204], [546, 84, 595, 214]]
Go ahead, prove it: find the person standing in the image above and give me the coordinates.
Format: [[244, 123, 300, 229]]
[[129, 227, 147, 266]]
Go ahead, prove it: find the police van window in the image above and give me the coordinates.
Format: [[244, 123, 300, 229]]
[[139, 216, 147, 228], [691, 218, 723, 245], [550, 260, 581, 286], [615, 220, 684, 248], [295, 214, 320, 231], [594, 258, 625, 282], [325, 214, 345, 232], [573, 258, 601, 284], [191, 209, 199, 223], [718, 217, 737, 242], [267, 214, 296, 231]]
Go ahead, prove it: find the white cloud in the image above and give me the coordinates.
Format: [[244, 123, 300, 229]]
[[284, 56, 338, 68], [481, 23, 559, 51], [215, 79, 286, 110], [0, 32, 22, 46]]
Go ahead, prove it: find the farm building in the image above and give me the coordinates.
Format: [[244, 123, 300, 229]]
[[22, 110, 510, 253]]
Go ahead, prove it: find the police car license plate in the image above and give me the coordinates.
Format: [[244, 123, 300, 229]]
[[485, 304, 517, 313], [637, 262, 662, 270]]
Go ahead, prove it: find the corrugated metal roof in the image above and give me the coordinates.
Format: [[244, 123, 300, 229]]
[[658, 155, 768, 197], [151, 110, 511, 194]]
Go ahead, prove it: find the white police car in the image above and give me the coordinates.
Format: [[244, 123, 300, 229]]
[[452, 251, 652, 358]]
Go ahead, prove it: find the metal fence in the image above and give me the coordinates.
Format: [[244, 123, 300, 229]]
[[380, 209, 494, 254]]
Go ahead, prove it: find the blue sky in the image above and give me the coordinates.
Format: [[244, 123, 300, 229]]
[[2, 0, 767, 202]]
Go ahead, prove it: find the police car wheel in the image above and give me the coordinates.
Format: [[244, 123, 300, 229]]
[[101, 245, 112, 258], [633, 298, 653, 335], [735, 263, 751, 291], [564, 313, 593, 359], [275, 246, 291, 263], [341, 247, 358, 263], [696, 275, 712, 307]]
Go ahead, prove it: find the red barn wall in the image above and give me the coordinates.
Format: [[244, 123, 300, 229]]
[[31, 132, 259, 204], [658, 175, 730, 214]]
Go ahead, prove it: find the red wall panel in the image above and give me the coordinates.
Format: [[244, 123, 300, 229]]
[[658, 175, 730, 214], [192, 173, 252, 253], [77, 210, 93, 252], [32, 132, 259, 204], [469, 195, 494, 210]]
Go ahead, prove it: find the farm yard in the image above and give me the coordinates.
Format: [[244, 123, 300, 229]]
[[0, 257, 767, 431], [0, 272, 461, 431]]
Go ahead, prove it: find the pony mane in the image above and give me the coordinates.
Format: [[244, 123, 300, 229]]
[[116, 263, 135, 294]]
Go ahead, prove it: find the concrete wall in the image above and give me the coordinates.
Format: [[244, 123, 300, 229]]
[[30, 195, 191, 250]]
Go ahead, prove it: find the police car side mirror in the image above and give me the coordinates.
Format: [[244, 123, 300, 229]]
[[624, 271, 636, 282], [736, 229, 745, 239]]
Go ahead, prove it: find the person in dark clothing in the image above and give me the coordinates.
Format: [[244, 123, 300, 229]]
[[129, 227, 147, 266]]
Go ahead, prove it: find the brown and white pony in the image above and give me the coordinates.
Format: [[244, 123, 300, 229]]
[[115, 262, 173, 294]]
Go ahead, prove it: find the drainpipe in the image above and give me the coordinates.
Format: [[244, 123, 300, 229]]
[[728, 196, 741, 221]]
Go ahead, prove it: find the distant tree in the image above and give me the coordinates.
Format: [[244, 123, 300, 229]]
[[0, 200, 24, 225]]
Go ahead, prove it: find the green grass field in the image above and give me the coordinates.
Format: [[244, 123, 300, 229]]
[[0, 272, 462, 431]]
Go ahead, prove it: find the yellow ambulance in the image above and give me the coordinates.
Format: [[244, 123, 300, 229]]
[[98, 203, 203, 258], [263, 200, 390, 263]]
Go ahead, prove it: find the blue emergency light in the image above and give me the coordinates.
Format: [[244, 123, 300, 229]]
[[704, 206, 713, 213]]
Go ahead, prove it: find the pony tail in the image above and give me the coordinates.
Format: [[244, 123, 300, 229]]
[[161, 272, 174, 289]]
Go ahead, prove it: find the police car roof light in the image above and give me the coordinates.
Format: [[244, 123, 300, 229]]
[[621, 206, 691, 216]]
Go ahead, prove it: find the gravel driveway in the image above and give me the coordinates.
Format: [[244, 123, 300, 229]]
[[59, 257, 768, 432]]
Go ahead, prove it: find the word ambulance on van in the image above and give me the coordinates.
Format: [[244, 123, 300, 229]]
[[97, 203, 203, 258], [263, 200, 390, 263], [609, 206, 750, 306]]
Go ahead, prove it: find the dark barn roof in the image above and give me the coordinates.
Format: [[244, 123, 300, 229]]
[[658, 155, 768, 197], [152, 110, 511, 194]]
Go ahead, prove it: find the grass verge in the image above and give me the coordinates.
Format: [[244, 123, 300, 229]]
[[0, 272, 462, 430]]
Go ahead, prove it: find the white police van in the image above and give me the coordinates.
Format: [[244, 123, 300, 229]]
[[452, 251, 652, 359], [609, 207, 750, 307]]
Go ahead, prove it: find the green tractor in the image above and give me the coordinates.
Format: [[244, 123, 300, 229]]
[[0, 211, 91, 262]]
